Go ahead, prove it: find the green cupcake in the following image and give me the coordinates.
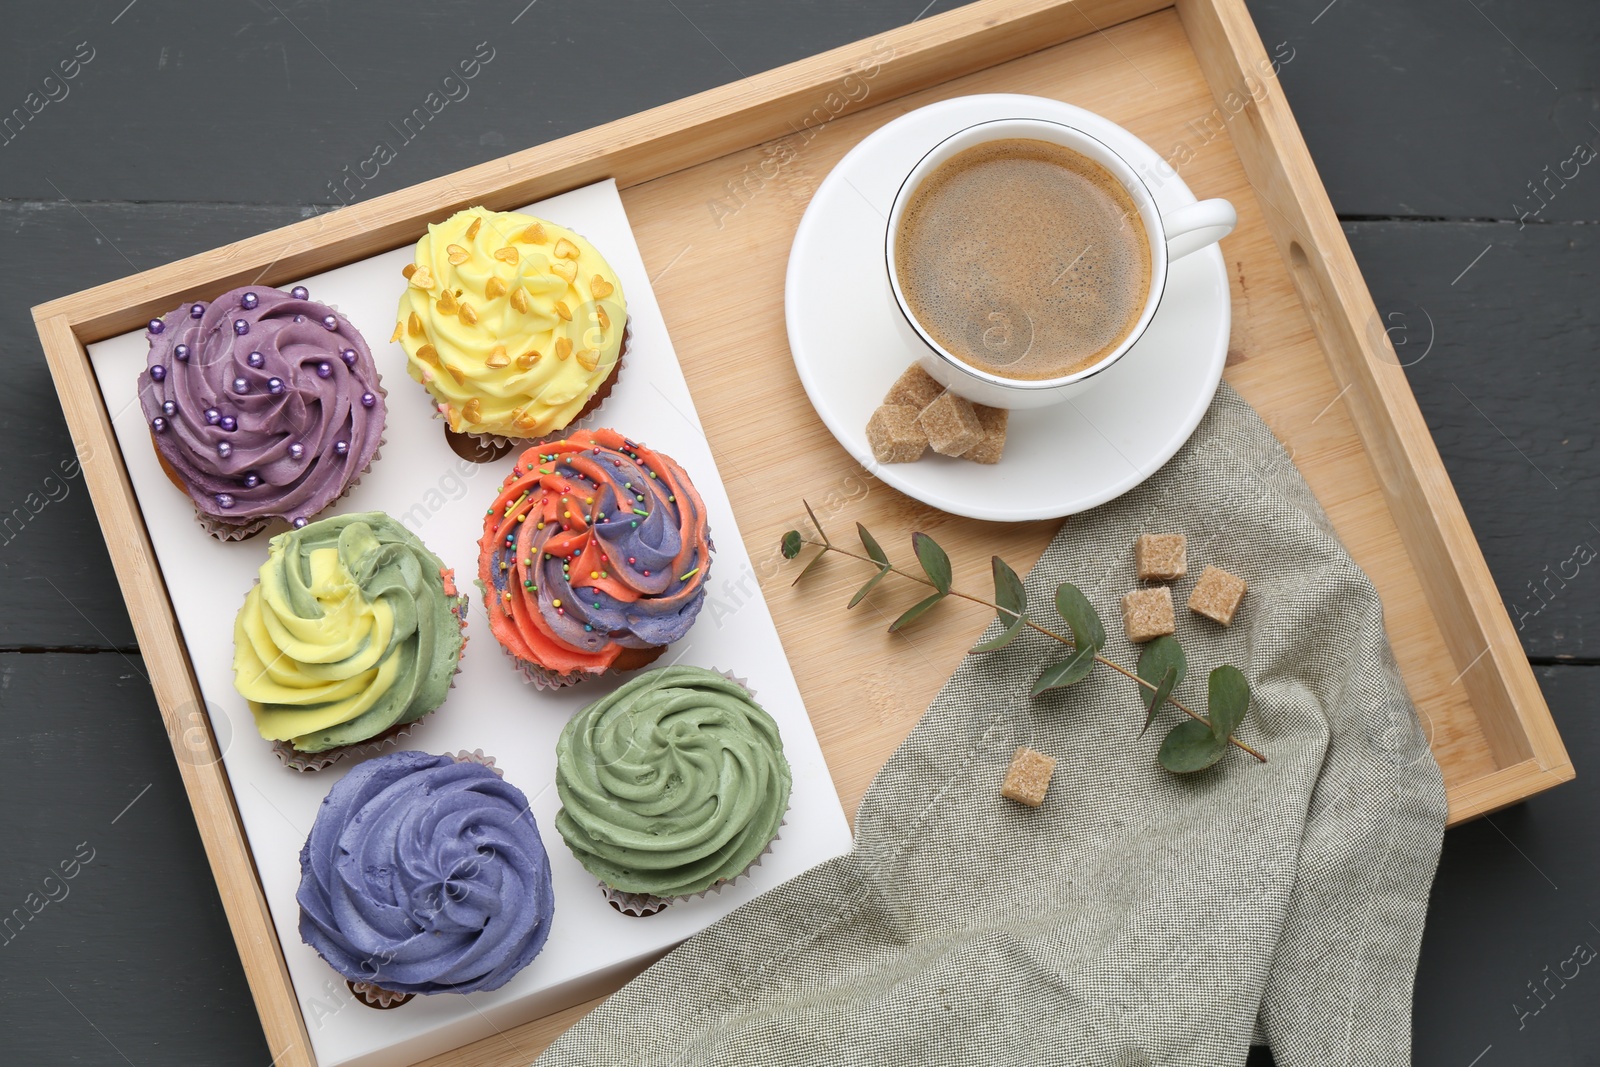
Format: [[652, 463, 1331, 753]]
[[555, 665, 790, 900]]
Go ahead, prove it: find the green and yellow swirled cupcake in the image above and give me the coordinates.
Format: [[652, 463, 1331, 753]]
[[554, 665, 790, 908], [232, 511, 468, 770]]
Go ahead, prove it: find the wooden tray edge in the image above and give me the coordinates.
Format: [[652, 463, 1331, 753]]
[[34, 313, 315, 1067], [1176, 0, 1571, 804]]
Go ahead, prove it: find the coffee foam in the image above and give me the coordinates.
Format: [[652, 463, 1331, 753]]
[[894, 138, 1152, 380]]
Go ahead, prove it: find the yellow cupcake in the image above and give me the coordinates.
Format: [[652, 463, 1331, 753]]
[[395, 207, 627, 439]]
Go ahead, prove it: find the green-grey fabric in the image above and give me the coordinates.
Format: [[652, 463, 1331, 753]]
[[533, 383, 1448, 1066]]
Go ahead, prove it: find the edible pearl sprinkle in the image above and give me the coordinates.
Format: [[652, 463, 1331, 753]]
[[149, 364, 166, 382], [233, 319, 249, 335], [267, 378, 285, 395], [289, 443, 304, 459], [204, 408, 220, 425], [334, 440, 349, 456], [217, 442, 233, 459], [161, 400, 177, 416], [219, 416, 237, 432], [215, 493, 235, 509], [189, 303, 205, 319], [360, 392, 376, 408], [247, 351, 264, 368], [148, 319, 165, 334], [292, 517, 308, 529], [290, 286, 309, 300], [316, 362, 332, 378], [241, 292, 259, 310], [174, 344, 190, 362], [151, 417, 168, 433], [243, 472, 261, 488], [232, 378, 249, 394], [340, 349, 357, 366], [321, 315, 338, 331]]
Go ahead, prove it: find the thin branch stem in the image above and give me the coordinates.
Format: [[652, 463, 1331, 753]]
[[801, 536, 1266, 763]]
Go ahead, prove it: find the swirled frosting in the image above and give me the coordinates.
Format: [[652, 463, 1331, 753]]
[[478, 429, 712, 677], [233, 513, 467, 754], [139, 285, 385, 531], [395, 206, 626, 439], [297, 751, 555, 995], [555, 666, 790, 898]]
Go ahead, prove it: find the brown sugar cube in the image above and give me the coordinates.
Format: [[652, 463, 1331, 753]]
[[1135, 533, 1187, 581], [959, 404, 1009, 465], [1121, 586, 1176, 644], [866, 404, 928, 464], [1188, 565, 1247, 625], [1000, 746, 1057, 807], [918, 390, 982, 457], [883, 363, 944, 410]]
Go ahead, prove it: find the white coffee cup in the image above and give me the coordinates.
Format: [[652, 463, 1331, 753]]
[[884, 117, 1236, 409]]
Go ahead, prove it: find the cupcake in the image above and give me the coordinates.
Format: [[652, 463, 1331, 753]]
[[555, 666, 790, 903], [394, 206, 627, 442], [478, 428, 713, 688], [139, 284, 385, 539], [232, 512, 468, 768], [297, 750, 555, 998]]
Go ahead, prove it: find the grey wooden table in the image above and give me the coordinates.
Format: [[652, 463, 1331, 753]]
[[1, 1, 1594, 1063]]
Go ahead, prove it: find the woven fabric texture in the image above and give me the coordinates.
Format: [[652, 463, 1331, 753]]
[[534, 384, 1448, 1066]]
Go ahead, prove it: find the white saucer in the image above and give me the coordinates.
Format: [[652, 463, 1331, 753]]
[[784, 94, 1231, 522]]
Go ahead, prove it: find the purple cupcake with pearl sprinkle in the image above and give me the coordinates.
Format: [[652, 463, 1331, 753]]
[[139, 285, 386, 540]]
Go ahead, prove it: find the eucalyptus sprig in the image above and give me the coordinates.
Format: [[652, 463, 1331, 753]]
[[782, 503, 1263, 773]]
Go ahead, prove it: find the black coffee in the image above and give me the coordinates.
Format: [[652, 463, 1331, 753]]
[[894, 138, 1152, 379]]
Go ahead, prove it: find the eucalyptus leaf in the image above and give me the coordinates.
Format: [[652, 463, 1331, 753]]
[[1207, 665, 1251, 743], [858, 523, 888, 566], [888, 591, 946, 633], [790, 548, 828, 586], [1054, 582, 1106, 654], [781, 530, 802, 560], [1031, 645, 1096, 696], [1136, 635, 1186, 692], [912, 532, 952, 594], [1140, 666, 1178, 736], [1159, 718, 1229, 773], [848, 566, 892, 609], [971, 556, 1028, 653], [1136, 635, 1187, 730], [803, 499, 828, 544]]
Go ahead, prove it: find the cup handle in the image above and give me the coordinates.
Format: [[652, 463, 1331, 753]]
[[1162, 198, 1237, 263]]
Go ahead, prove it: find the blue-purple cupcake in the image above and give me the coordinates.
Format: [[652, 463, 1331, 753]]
[[296, 750, 554, 1001]]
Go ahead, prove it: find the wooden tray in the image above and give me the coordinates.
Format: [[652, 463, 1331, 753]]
[[32, 0, 1572, 1062]]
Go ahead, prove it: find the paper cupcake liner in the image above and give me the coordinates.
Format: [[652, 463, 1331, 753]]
[[596, 669, 783, 912], [192, 374, 392, 541], [449, 748, 504, 777], [603, 885, 675, 917], [501, 638, 667, 691], [346, 980, 414, 1010], [270, 577, 469, 772]]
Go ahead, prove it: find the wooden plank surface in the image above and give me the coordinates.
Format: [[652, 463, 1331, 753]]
[[1251, 0, 1600, 221], [1342, 220, 1600, 663], [0, 651, 270, 1064], [3, 1, 1597, 1066]]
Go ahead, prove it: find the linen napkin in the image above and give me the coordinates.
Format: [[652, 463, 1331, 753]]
[[533, 383, 1448, 1066]]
